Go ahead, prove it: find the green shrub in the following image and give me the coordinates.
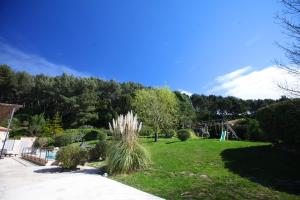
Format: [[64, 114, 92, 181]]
[[256, 99, 300, 146], [108, 142, 150, 174], [162, 129, 176, 138], [56, 145, 88, 169], [177, 129, 191, 141], [139, 126, 155, 137], [54, 133, 73, 147], [89, 140, 108, 161]]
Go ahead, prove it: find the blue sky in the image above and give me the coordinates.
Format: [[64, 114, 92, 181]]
[[0, 0, 290, 99]]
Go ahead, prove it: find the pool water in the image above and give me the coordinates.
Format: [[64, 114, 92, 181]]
[[46, 151, 57, 160]]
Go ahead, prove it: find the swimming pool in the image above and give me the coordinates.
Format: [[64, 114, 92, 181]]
[[46, 151, 57, 160]]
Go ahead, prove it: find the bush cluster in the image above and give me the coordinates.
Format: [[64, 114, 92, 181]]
[[56, 145, 88, 169], [256, 99, 300, 147], [53, 128, 110, 147]]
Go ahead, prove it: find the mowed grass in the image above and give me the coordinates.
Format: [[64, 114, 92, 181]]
[[109, 138, 300, 200]]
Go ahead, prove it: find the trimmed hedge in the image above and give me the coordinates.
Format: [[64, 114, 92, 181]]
[[54, 128, 109, 147], [256, 99, 300, 146]]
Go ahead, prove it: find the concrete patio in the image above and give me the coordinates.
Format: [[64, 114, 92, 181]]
[[0, 157, 163, 200]]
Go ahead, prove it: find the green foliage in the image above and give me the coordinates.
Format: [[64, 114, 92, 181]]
[[108, 142, 150, 174], [89, 140, 108, 161], [256, 99, 300, 146], [52, 112, 63, 135], [54, 133, 73, 147], [177, 129, 191, 141], [161, 129, 176, 138], [56, 145, 88, 169], [132, 88, 179, 141], [28, 114, 46, 136], [41, 119, 53, 137], [233, 119, 265, 141], [175, 91, 196, 128], [246, 119, 264, 141], [0, 65, 284, 131], [83, 129, 101, 141], [97, 131, 107, 141], [139, 125, 155, 137], [34, 137, 54, 148]]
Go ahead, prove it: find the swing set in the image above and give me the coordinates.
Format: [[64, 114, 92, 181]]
[[193, 119, 239, 141]]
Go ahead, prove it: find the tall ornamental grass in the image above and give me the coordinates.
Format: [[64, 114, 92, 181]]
[[108, 111, 150, 174]]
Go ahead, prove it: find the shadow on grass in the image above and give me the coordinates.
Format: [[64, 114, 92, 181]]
[[165, 141, 180, 144], [221, 145, 300, 195]]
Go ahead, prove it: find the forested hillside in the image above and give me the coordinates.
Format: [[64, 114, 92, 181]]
[[0, 65, 285, 128]]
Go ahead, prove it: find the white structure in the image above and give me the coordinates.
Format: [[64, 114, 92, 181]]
[[0, 127, 35, 156], [0, 126, 9, 151]]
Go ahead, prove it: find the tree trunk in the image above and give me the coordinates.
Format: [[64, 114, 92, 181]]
[[154, 132, 158, 142]]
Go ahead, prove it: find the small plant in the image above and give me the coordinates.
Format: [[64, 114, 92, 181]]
[[177, 129, 191, 141], [56, 145, 88, 169], [108, 111, 150, 174]]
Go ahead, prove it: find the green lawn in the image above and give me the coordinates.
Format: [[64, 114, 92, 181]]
[[92, 138, 300, 199]]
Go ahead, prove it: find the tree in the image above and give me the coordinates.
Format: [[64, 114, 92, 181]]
[[132, 88, 179, 142], [52, 112, 63, 135], [174, 91, 196, 128], [276, 0, 300, 97]]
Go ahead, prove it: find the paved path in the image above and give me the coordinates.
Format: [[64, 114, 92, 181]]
[[0, 157, 163, 200]]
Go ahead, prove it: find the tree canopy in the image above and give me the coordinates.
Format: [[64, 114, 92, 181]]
[[132, 88, 179, 142], [0, 65, 284, 134]]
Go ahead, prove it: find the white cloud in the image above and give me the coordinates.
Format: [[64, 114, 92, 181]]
[[0, 41, 89, 77], [210, 65, 299, 99], [216, 66, 252, 82], [178, 89, 193, 96]]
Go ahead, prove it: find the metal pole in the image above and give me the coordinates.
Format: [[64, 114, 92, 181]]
[[0, 107, 16, 157]]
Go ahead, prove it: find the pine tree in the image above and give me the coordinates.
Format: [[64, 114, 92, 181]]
[[52, 112, 63, 135]]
